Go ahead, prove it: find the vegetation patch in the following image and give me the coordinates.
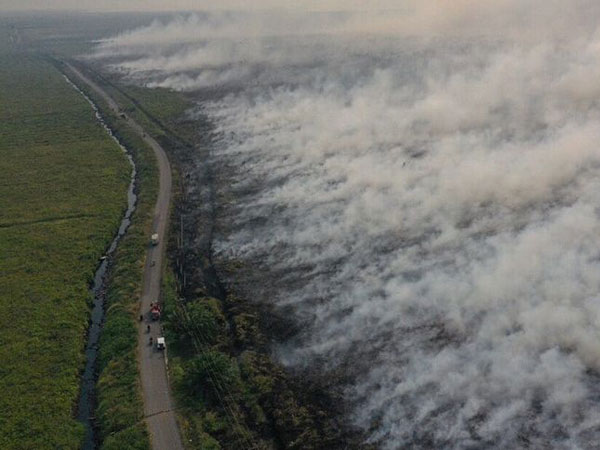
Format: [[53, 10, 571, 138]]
[[0, 53, 131, 449], [161, 267, 357, 449]]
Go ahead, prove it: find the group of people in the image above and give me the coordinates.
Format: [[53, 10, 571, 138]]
[[139, 303, 156, 345]]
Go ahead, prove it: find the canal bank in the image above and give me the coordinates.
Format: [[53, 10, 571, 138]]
[[55, 57, 162, 449], [64, 74, 138, 449]]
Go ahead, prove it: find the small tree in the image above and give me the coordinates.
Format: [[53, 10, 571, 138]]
[[183, 351, 240, 404], [168, 300, 221, 347], [185, 301, 220, 344]]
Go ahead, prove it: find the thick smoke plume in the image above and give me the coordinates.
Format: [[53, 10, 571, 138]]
[[96, 3, 600, 448]]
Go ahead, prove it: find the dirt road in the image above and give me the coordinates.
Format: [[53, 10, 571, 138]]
[[66, 62, 183, 450]]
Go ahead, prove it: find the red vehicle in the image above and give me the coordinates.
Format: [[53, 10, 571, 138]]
[[151, 304, 161, 321]]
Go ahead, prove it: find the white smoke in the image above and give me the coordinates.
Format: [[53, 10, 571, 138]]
[[96, 4, 600, 448]]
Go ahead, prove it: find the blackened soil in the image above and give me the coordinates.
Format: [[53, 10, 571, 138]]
[[142, 96, 370, 448]]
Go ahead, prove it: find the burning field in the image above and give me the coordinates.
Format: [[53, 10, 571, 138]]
[[95, 2, 600, 447]]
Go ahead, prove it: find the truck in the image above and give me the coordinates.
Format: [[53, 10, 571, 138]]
[[151, 233, 159, 246], [151, 304, 161, 321]]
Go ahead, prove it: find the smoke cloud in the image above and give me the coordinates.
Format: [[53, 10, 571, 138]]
[[96, 3, 600, 448]]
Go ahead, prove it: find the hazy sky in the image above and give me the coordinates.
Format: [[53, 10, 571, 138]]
[[0, 0, 401, 13]]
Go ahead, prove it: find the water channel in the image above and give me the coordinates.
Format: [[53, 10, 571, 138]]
[[64, 74, 137, 450]]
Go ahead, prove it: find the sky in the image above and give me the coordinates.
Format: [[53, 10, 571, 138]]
[[0, 0, 402, 13]]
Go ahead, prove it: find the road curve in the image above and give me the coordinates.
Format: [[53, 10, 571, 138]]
[[65, 62, 184, 450]]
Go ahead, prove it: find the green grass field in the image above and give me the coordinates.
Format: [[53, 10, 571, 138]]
[[0, 53, 131, 449]]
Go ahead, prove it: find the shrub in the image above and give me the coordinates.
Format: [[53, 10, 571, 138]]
[[182, 351, 240, 405], [170, 300, 222, 346]]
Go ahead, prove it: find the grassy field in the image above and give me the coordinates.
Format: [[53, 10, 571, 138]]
[[0, 14, 178, 450], [0, 53, 132, 449]]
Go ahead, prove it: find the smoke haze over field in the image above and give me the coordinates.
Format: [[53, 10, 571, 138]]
[[96, 3, 600, 448]]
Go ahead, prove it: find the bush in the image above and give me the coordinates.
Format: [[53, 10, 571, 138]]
[[182, 351, 240, 405], [169, 300, 222, 347], [101, 423, 148, 450], [185, 301, 223, 344]]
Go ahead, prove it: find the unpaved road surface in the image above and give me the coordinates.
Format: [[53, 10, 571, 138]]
[[66, 62, 183, 450]]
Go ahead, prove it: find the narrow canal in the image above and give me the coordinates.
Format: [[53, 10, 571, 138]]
[[64, 74, 137, 450]]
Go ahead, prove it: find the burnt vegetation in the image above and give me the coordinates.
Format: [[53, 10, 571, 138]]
[[115, 85, 367, 448], [72, 59, 368, 447]]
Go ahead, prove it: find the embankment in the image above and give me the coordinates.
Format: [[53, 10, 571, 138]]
[[60, 60, 161, 450]]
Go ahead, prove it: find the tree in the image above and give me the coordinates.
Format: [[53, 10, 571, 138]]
[[183, 351, 240, 404]]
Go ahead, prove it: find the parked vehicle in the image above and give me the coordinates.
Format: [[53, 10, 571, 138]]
[[151, 304, 161, 321]]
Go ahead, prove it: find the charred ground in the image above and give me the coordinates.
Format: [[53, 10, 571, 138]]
[[86, 68, 370, 448]]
